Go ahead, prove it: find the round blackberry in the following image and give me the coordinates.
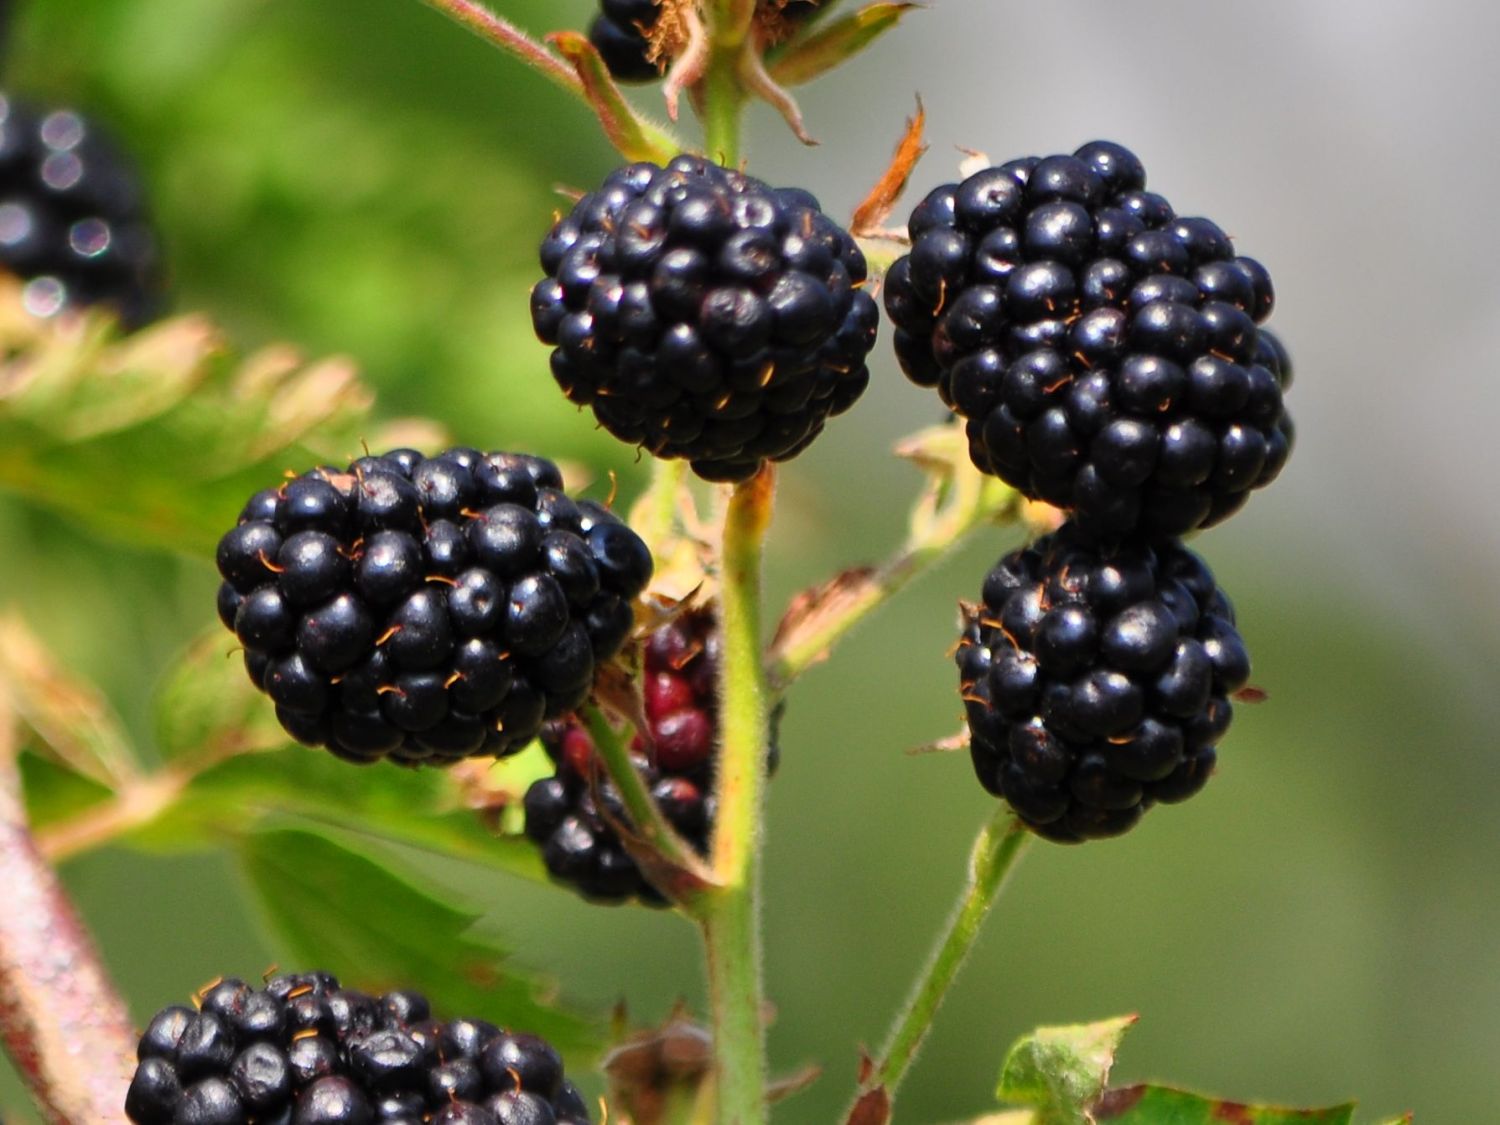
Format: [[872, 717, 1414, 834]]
[[523, 605, 781, 904], [531, 155, 878, 481], [588, 0, 662, 83], [214, 448, 654, 767], [884, 141, 1291, 537], [957, 524, 1250, 842], [125, 973, 591, 1124], [0, 93, 163, 329]]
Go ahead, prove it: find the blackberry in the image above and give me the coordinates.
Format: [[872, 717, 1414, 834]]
[[588, 0, 662, 84], [884, 141, 1292, 537], [0, 94, 162, 328], [214, 448, 653, 767], [531, 155, 878, 481], [523, 605, 780, 904], [957, 523, 1249, 842], [125, 973, 591, 1124]]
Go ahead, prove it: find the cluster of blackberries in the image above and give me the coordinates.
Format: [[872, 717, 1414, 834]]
[[215, 448, 653, 767], [125, 971, 590, 1124], [957, 525, 1247, 842], [523, 606, 776, 904], [0, 94, 162, 329], [885, 141, 1292, 538], [531, 154, 878, 481], [589, 1, 820, 84]]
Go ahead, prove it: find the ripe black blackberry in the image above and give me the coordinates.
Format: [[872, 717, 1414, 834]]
[[523, 606, 780, 904], [0, 94, 163, 329], [884, 141, 1292, 537], [531, 154, 878, 481], [125, 971, 591, 1124], [588, 0, 662, 84], [957, 524, 1250, 842], [215, 448, 653, 767]]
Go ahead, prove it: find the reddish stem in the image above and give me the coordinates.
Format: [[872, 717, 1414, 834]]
[[0, 720, 134, 1124]]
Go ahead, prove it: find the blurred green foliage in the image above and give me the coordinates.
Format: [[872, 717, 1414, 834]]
[[0, 1, 1487, 1122]]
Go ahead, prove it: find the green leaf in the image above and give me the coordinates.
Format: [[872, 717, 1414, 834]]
[[239, 827, 601, 1061], [0, 288, 444, 558], [18, 750, 113, 831], [127, 745, 550, 887], [547, 31, 679, 164], [1092, 1085, 1356, 1124], [153, 631, 289, 764], [767, 3, 919, 87], [996, 1016, 1135, 1125]]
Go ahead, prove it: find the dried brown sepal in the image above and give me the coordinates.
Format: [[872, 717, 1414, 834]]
[[602, 1002, 715, 1125], [592, 659, 652, 745], [1232, 685, 1269, 704], [846, 1085, 892, 1125], [767, 1062, 823, 1104], [767, 565, 877, 672], [851, 96, 927, 237], [547, 31, 679, 164], [662, 3, 710, 122], [907, 726, 970, 757], [739, 48, 817, 144]]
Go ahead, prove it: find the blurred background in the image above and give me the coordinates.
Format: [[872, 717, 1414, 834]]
[[1, 0, 1496, 1120]]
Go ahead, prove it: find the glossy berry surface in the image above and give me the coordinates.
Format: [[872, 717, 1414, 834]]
[[523, 605, 780, 904], [957, 523, 1250, 842], [0, 94, 163, 328], [214, 448, 653, 767], [125, 972, 590, 1124], [532, 154, 878, 481], [885, 141, 1292, 537]]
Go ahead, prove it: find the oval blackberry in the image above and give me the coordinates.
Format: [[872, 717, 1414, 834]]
[[214, 449, 653, 767], [0, 94, 163, 328], [958, 524, 1249, 842], [532, 155, 878, 481], [885, 141, 1291, 537], [522, 605, 781, 904], [126, 974, 592, 1124]]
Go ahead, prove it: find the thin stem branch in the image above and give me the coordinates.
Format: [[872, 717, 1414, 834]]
[[632, 457, 691, 554], [767, 471, 1015, 692], [0, 706, 135, 1124], [582, 704, 702, 877], [702, 467, 776, 1125], [855, 810, 1030, 1114], [417, 0, 582, 95]]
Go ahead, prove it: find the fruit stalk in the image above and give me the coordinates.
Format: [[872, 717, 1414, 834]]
[[0, 705, 135, 1124], [853, 809, 1029, 1115], [700, 0, 756, 159], [701, 466, 776, 1125]]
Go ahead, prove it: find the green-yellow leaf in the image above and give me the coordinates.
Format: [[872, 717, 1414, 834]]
[[997, 1016, 1136, 1125]]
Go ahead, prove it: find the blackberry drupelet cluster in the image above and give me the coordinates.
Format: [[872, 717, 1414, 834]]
[[125, 971, 591, 1124], [215, 448, 653, 767], [588, 0, 662, 84], [523, 607, 778, 904], [957, 525, 1249, 842], [588, 1, 820, 84], [531, 154, 879, 481], [885, 141, 1291, 537], [0, 94, 162, 329]]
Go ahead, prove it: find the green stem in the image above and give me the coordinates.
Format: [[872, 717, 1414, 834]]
[[633, 457, 691, 554], [702, 469, 776, 1125], [699, 0, 755, 163], [582, 705, 700, 877], [857, 810, 1030, 1111], [417, 0, 582, 95]]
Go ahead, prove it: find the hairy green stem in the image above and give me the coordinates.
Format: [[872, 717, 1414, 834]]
[[417, 0, 582, 93], [858, 811, 1030, 1111], [699, 0, 755, 162], [702, 469, 776, 1125], [633, 457, 691, 554]]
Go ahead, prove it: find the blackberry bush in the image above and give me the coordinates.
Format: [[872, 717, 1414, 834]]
[[884, 141, 1292, 538], [0, 94, 162, 328], [125, 972, 591, 1125], [530, 154, 879, 481], [214, 447, 653, 766], [957, 523, 1249, 842]]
